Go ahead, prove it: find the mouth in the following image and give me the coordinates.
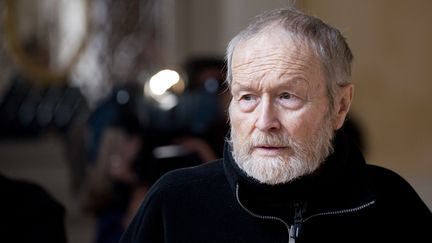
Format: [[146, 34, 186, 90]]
[[253, 145, 289, 156]]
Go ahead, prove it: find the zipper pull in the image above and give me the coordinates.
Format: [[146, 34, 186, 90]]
[[289, 225, 296, 243], [290, 202, 304, 242]]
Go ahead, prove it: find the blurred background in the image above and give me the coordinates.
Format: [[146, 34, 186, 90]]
[[0, 0, 431, 242]]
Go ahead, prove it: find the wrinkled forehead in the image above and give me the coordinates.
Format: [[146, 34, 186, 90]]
[[231, 30, 324, 86], [235, 34, 309, 61], [235, 25, 315, 60]]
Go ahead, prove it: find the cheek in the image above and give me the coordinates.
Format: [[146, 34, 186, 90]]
[[229, 105, 255, 137], [281, 115, 306, 138], [280, 109, 327, 141]]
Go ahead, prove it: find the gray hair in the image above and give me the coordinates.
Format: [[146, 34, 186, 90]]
[[225, 7, 353, 105]]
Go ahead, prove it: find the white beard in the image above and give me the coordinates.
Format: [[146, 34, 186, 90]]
[[229, 116, 335, 185]]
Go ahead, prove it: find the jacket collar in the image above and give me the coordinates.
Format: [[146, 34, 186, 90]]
[[222, 130, 376, 215]]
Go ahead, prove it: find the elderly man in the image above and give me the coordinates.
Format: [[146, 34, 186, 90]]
[[120, 7, 432, 243]]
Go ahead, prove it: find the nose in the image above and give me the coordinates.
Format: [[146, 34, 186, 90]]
[[255, 97, 281, 132]]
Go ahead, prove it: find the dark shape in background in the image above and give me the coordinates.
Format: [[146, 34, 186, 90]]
[[0, 74, 89, 139]]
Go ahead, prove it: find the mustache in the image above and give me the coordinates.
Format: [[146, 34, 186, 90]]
[[250, 132, 292, 146], [232, 132, 296, 150]]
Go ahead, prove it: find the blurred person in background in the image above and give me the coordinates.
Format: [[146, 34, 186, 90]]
[[83, 88, 146, 243], [178, 56, 230, 160], [82, 83, 174, 243], [120, 7, 432, 243]]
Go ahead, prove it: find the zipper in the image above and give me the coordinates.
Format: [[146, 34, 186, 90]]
[[235, 184, 293, 243], [303, 200, 376, 223], [235, 183, 376, 243]]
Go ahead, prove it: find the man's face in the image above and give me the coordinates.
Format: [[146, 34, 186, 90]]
[[229, 31, 335, 185]]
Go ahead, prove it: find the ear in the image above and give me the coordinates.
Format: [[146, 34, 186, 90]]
[[332, 84, 354, 130]]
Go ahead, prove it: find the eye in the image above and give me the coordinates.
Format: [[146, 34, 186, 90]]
[[280, 92, 294, 100], [240, 94, 254, 101], [278, 92, 304, 109], [236, 93, 258, 111]]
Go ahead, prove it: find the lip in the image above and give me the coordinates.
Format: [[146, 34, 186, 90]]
[[253, 145, 289, 156]]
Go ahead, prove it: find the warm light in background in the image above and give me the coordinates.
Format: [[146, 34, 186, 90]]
[[149, 69, 180, 96], [145, 69, 185, 110]]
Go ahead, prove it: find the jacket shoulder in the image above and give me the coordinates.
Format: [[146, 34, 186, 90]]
[[365, 164, 431, 214], [365, 164, 417, 195], [119, 159, 226, 243], [154, 159, 225, 190], [366, 164, 407, 181]]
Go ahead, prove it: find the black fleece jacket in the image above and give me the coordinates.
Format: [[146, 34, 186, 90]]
[[120, 131, 432, 243]]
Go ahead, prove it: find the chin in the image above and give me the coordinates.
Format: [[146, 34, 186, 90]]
[[235, 154, 322, 185]]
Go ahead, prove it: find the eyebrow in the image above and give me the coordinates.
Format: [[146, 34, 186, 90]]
[[278, 73, 310, 86]]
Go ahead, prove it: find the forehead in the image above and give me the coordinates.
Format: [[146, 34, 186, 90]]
[[231, 31, 324, 88]]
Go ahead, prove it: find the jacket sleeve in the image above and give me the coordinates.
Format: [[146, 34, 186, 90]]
[[119, 182, 165, 243]]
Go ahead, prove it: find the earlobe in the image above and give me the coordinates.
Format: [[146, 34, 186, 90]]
[[332, 84, 354, 130]]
